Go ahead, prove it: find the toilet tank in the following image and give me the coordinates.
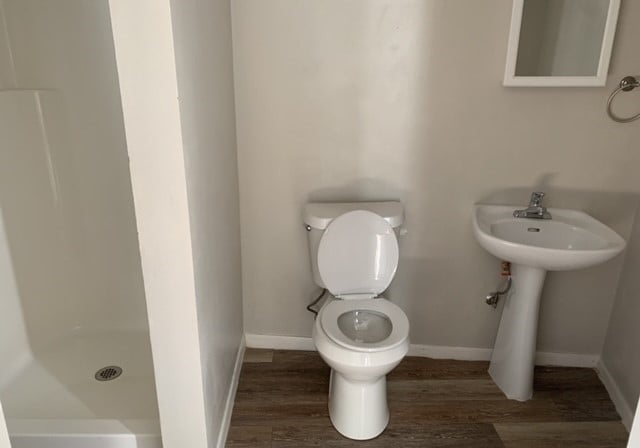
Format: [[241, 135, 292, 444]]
[[303, 201, 405, 289]]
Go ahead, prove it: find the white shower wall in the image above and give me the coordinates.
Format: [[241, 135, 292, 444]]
[[0, 0, 148, 350], [0, 91, 74, 357], [0, 2, 159, 444], [0, 198, 29, 388]]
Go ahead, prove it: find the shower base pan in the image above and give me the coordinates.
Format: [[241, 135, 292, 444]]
[[7, 419, 160, 448], [1, 331, 161, 448]]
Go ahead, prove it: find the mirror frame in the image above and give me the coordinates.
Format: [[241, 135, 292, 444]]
[[503, 0, 621, 87]]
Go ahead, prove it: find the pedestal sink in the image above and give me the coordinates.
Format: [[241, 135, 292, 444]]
[[472, 204, 626, 401]]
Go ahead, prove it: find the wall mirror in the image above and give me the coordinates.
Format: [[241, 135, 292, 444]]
[[504, 0, 620, 87]]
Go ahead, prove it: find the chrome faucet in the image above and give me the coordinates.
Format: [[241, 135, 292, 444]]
[[513, 192, 552, 219]]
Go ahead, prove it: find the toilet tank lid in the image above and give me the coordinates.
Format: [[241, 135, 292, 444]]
[[303, 201, 404, 230]]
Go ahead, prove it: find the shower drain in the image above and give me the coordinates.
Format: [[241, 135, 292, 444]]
[[94, 366, 123, 381]]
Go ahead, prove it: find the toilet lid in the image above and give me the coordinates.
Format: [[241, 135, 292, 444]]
[[320, 298, 409, 352], [317, 210, 399, 298]]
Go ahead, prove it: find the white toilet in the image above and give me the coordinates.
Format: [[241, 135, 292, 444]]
[[303, 202, 410, 440]]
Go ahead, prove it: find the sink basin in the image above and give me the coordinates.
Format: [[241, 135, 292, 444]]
[[472, 205, 626, 271], [472, 203, 626, 402]]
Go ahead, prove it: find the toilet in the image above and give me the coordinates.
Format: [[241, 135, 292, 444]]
[[303, 202, 410, 440]]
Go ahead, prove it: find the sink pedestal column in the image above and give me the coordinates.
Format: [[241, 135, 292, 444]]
[[489, 264, 546, 401]]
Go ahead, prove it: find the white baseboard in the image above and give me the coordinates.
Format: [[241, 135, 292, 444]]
[[407, 343, 492, 360], [245, 333, 315, 351], [216, 334, 246, 448], [244, 333, 599, 367], [597, 359, 634, 431], [535, 351, 599, 368]]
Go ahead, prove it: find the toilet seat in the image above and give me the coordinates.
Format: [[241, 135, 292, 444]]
[[320, 298, 409, 353]]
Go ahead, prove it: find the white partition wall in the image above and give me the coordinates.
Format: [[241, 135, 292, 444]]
[[169, 0, 244, 444], [109, 0, 244, 446], [108, 1, 209, 446]]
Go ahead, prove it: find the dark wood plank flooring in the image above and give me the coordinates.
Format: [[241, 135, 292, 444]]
[[227, 349, 628, 447]]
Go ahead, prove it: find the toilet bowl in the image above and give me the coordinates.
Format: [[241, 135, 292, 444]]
[[313, 297, 409, 440], [304, 205, 410, 440]]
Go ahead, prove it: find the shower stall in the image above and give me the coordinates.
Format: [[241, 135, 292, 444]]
[[0, 1, 160, 446]]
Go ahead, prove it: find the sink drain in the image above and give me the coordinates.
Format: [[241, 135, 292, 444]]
[[95, 366, 123, 381]]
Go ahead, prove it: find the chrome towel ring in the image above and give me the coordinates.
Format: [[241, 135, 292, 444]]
[[607, 75, 640, 123]]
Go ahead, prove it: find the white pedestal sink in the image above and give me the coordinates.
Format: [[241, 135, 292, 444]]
[[472, 204, 626, 401]]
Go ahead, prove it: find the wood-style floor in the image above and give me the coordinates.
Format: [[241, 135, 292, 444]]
[[226, 349, 628, 447]]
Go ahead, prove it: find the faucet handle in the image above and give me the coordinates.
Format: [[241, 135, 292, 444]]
[[530, 191, 545, 206]]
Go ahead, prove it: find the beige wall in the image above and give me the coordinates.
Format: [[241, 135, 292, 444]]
[[233, 0, 640, 355], [0, 0, 148, 346], [601, 203, 640, 426]]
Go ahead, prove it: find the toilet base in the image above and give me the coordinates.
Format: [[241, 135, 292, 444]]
[[328, 369, 389, 440]]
